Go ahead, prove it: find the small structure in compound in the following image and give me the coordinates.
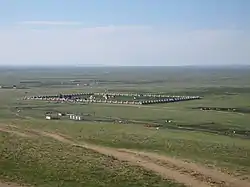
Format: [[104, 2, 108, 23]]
[[45, 115, 60, 120], [45, 116, 51, 120], [69, 114, 83, 121]]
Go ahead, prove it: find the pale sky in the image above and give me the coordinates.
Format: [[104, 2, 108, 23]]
[[0, 0, 249, 66]]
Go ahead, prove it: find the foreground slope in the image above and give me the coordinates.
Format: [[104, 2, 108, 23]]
[[0, 126, 182, 187], [1, 124, 250, 187]]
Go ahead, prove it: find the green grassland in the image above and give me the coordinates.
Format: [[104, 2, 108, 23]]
[[1, 66, 250, 186], [0, 133, 182, 187]]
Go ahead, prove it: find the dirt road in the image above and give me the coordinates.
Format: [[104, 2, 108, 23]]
[[0, 182, 25, 187], [1, 125, 249, 187], [0, 127, 30, 138]]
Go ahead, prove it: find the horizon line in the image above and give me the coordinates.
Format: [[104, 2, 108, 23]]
[[0, 64, 249, 68]]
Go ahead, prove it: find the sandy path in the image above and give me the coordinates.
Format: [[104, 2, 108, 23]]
[[0, 179, 31, 187], [0, 127, 30, 138], [1, 126, 250, 187], [118, 149, 249, 187], [0, 182, 24, 187]]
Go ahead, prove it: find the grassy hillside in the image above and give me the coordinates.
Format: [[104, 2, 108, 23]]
[[0, 133, 182, 187]]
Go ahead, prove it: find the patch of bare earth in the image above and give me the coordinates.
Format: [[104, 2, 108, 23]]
[[118, 149, 250, 187], [0, 182, 25, 187], [0, 127, 30, 138]]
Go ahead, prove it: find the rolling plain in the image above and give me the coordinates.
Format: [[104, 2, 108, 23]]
[[1, 66, 250, 187]]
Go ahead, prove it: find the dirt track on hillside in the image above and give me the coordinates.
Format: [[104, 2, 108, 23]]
[[0, 127, 30, 138], [0, 182, 26, 187], [0, 125, 249, 187]]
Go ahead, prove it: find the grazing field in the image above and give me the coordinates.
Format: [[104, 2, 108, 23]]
[[1, 132, 183, 187], [1, 66, 250, 187]]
